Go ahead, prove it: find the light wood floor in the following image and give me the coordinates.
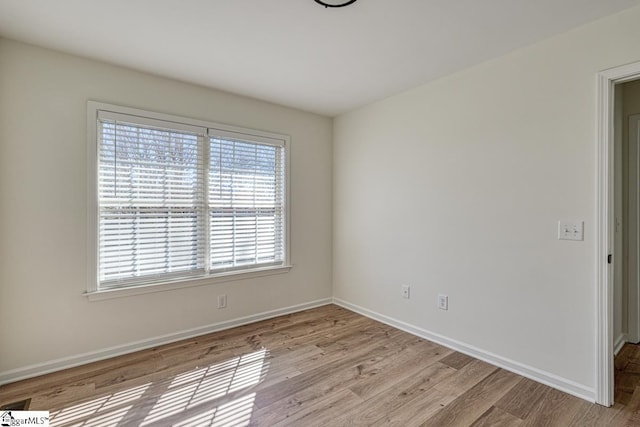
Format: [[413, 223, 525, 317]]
[[0, 304, 635, 426], [616, 342, 640, 407]]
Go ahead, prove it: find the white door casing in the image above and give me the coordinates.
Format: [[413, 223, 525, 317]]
[[596, 62, 640, 407]]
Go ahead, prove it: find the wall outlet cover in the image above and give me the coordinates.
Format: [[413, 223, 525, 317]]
[[218, 294, 227, 309], [401, 285, 410, 299], [438, 294, 448, 310]]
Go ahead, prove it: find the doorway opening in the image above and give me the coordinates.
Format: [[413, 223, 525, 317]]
[[612, 81, 640, 406], [596, 61, 640, 407]]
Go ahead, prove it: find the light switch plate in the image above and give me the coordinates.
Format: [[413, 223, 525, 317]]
[[558, 220, 584, 241]]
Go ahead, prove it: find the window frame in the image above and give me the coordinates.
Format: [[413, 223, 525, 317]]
[[86, 101, 291, 301]]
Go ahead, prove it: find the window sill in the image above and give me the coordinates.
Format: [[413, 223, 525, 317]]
[[85, 265, 292, 301]]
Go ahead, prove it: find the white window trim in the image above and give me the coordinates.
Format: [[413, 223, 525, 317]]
[[86, 101, 291, 300]]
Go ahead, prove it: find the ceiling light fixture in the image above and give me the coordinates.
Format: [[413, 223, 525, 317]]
[[314, 0, 357, 8]]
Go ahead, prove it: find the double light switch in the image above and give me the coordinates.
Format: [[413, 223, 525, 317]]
[[558, 220, 584, 241]]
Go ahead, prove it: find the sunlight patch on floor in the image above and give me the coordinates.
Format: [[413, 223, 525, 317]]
[[47, 348, 269, 427], [50, 384, 149, 426]]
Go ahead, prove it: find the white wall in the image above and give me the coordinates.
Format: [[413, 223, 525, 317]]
[[333, 5, 640, 396], [0, 38, 333, 376]]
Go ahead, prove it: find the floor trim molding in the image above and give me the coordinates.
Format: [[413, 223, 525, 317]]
[[615, 333, 628, 356], [333, 297, 595, 402], [0, 298, 332, 386]]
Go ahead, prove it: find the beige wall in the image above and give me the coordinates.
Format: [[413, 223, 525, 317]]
[[333, 5, 640, 397], [0, 38, 333, 375]]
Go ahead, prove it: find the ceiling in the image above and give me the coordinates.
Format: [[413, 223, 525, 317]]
[[0, 0, 638, 116]]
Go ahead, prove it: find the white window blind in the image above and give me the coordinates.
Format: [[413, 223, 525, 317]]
[[93, 105, 288, 292], [98, 116, 206, 288], [208, 134, 285, 271]]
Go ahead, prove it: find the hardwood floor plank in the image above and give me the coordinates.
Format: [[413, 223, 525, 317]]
[[252, 359, 386, 424], [338, 362, 457, 426], [91, 353, 168, 389], [423, 368, 521, 426], [1, 305, 637, 426], [371, 387, 455, 427], [258, 314, 368, 349], [615, 369, 635, 405], [519, 387, 585, 426], [348, 341, 451, 400], [470, 406, 523, 427], [27, 383, 96, 410], [308, 320, 400, 353], [494, 377, 551, 419], [268, 388, 363, 427], [616, 373, 640, 398], [440, 351, 475, 370], [616, 344, 635, 370], [627, 344, 640, 363], [253, 340, 398, 410], [252, 335, 435, 423], [569, 402, 624, 426], [433, 359, 498, 397], [610, 385, 640, 426]]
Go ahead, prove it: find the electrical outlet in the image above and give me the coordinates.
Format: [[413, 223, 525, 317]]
[[438, 294, 448, 310], [401, 285, 410, 299], [218, 294, 227, 309]]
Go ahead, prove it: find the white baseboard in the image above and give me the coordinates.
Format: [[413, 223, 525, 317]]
[[333, 297, 595, 403], [0, 298, 332, 386], [614, 333, 628, 356]]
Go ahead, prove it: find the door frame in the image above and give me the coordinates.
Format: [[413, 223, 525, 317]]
[[596, 61, 640, 406]]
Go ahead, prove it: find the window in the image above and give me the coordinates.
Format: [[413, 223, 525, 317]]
[[87, 102, 290, 297]]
